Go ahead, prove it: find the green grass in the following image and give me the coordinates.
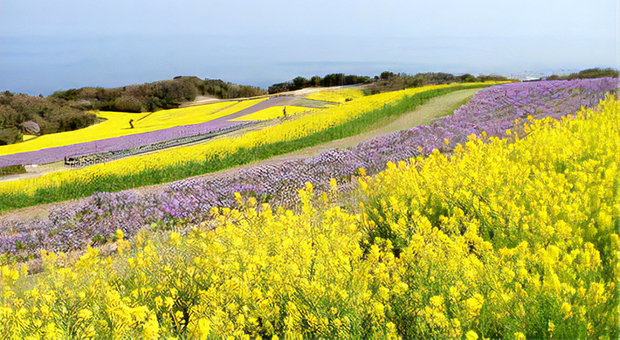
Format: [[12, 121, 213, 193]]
[[0, 84, 491, 213]]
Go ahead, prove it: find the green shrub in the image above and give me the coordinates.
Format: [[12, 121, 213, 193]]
[[0, 164, 26, 176], [0, 127, 22, 145]]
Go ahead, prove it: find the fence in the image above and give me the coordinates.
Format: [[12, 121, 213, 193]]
[[64, 122, 257, 168]]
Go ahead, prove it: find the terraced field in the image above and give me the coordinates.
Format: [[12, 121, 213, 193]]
[[0, 78, 615, 255], [0, 77, 617, 339], [0, 87, 482, 221], [0, 96, 332, 168], [0, 82, 493, 211]]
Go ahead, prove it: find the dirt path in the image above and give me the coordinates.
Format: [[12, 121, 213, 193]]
[[262, 88, 479, 161], [0, 88, 479, 222]]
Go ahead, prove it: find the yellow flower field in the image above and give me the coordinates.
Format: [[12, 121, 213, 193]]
[[305, 88, 366, 103], [0, 83, 474, 196], [0, 98, 267, 156], [0, 96, 616, 339], [231, 105, 312, 121]]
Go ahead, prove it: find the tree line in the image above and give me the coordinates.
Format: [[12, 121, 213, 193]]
[[545, 68, 619, 81], [366, 71, 510, 93], [267, 71, 513, 95], [268, 74, 371, 94], [50, 76, 267, 113]]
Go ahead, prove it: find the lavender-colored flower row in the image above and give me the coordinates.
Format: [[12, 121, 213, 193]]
[[355, 77, 619, 169], [1, 78, 617, 260], [0, 117, 241, 168]]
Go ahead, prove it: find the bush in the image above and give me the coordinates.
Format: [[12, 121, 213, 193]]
[[0, 164, 26, 176], [0, 127, 22, 145], [547, 68, 619, 81], [569, 68, 619, 80], [381, 71, 394, 80], [0, 104, 21, 127], [458, 73, 476, 82], [56, 111, 97, 132]]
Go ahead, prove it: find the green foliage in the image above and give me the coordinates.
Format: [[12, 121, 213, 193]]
[[0, 91, 97, 136], [200, 79, 266, 99], [0, 127, 22, 145], [268, 73, 372, 94], [380, 71, 395, 80], [458, 73, 476, 82], [547, 68, 619, 81], [0, 164, 26, 176]]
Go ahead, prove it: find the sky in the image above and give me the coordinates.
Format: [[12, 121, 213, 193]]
[[1, 0, 618, 95]]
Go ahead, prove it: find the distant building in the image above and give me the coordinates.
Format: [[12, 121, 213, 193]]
[[521, 77, 542, 82]]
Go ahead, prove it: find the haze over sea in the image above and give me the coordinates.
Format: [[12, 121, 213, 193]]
[[1, 0, 618, 96]]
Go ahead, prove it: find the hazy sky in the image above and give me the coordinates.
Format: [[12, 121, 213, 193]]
[[1, 0, 618, 95]]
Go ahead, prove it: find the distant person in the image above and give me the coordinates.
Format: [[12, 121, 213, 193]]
[[283, 107, 287, 118], [129, 119, 134, 129]]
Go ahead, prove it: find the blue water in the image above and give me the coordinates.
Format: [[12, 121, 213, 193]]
[[0, 33, 613, 96]]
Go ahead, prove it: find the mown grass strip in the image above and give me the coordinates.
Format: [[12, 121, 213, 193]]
[[0, 84, 490, 212]]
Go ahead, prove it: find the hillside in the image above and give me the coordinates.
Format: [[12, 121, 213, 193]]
[[0, 90, 617, 339], [0, 70, 513, 146], [0, 77, 616, 260], [0, 77, 266, 146], [0, 83, 494, 212]]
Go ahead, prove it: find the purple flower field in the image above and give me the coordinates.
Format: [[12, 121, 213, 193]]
[[0, 95, 325, 168], [1, 78, 617, 260], [0, 118, 242, 168]]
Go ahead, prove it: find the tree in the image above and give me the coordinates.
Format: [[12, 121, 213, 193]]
[[310, 76, 322, 87], [458, 74, 476, 83], [380, 71, 394, 80]]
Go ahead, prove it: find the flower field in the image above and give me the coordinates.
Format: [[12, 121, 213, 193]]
[[0, 93, 617, 338], [0, 78, 616, 264], [0, 119, 243, 168], [231, 106, 311, 121], [0, 83, 491, 211], [305, 88, 367, 103], [0, 98, 268, 167], [0, 100, 250, 156]]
